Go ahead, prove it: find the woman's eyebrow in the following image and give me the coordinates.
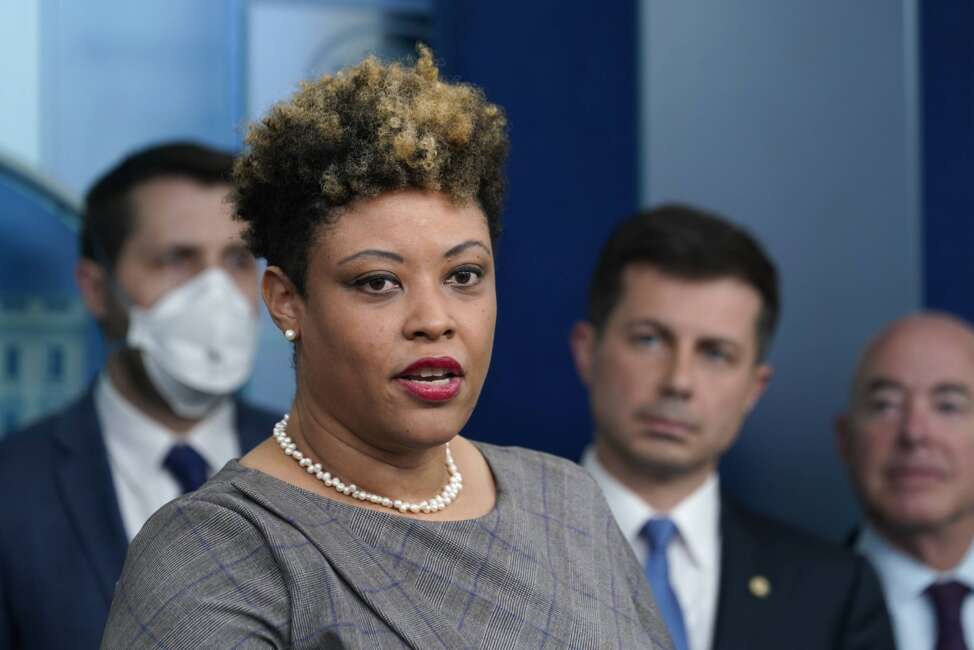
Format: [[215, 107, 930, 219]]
[[444, 240, 490, 258], [337, 249, 405, 266]]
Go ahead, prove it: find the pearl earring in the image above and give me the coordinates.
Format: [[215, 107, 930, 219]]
[[284, 329, 298, 341]]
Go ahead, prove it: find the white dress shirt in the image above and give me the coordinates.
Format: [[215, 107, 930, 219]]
[[583, 447, 721, 650], [857, 525, 974, 650], [96, 373, 241, 540]]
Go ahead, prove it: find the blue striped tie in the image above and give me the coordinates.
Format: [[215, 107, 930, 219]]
[[643, 518, 689, 650]]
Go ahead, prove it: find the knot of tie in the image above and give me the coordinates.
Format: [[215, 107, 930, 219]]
[[163, 444, 210, 494], [926, 580, 971, 650], [643, 517, 679, 552]]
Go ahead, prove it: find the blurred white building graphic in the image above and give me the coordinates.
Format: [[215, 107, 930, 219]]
[[0, 295, 86, 435]]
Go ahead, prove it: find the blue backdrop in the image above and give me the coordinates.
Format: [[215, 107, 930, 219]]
[[433, 0, 639, 459], [5, 0, 973, 543], [922, 1, 974, 317]]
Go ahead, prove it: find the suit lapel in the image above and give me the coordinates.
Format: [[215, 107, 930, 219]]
[[50, 394, 274, 606], [52, 388, 129, 604], [712, 498, 777, 650]]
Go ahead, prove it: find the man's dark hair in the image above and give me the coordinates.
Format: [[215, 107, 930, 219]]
[[588, 203, 780, 359], [81, 141, 235, 268]]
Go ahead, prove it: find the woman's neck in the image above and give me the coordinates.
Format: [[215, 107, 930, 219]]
[[286, 398, 451, 502]]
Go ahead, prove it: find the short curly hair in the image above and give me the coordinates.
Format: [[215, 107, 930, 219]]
[[232, 45, 509, 295]]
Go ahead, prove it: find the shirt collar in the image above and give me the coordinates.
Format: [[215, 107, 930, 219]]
[[582, 445, 721, 568], [96, 372, 239, 471], [857, 524, 974, 601], [672, 469, 721, 569], [956, 536, 974, 586]]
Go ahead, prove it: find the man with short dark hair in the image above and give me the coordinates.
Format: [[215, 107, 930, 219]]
[[838, 312, 974, 649], [571, 204, 893, 650], [0, 142, 278, 650]]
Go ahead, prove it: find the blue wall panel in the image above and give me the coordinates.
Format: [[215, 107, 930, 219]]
[[433, 1, 639, 459], [922, 1, 974, 318]]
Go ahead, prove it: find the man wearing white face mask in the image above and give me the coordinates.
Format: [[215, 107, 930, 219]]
[[125, 266, 260, 419], [0, 142, 278, 650]]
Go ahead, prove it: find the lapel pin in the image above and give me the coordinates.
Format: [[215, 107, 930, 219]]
[[749, 575, 771, 598]]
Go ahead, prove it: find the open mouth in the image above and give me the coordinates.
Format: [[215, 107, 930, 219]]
[[398, 367, 459, 384], [395, 357, 464, 402]]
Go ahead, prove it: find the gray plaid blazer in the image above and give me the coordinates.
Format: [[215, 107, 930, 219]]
[[101, 443, 671, 649]]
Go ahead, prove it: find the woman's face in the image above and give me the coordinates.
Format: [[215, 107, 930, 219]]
[[295, 189, 496, 452]]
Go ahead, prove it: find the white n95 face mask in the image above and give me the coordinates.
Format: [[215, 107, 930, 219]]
[[126, 267, 258, 418]]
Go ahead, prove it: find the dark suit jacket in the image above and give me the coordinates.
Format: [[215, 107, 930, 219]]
[[0, 386, 277, 650], [713, 497, 895, 650]]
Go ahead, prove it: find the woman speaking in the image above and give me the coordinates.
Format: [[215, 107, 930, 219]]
[[101, 47, 670, 649]]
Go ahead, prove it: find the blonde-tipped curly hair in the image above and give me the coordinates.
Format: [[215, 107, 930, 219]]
[[232, 45, 509, 295]]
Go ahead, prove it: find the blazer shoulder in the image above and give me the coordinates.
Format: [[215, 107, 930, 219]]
[[0, 418, 54, 460], [0, 389, 97, 472], [106, 485, 290, 649], [722, 497, 859, 565], [717, 498, 895, 648]]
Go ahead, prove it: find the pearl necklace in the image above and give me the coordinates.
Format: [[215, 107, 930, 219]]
[[273, 414, 463, 514]]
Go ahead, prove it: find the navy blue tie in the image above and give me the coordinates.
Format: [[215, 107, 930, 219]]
[[163, 444, 210, 494], [643, 518, 689, 650], [926, 580, 971, 650]]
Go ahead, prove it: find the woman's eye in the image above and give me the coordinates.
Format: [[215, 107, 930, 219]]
[[447, 267, 483, 287], [354, 275, 400, 294]]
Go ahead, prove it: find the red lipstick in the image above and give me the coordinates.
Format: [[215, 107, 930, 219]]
[[394, 357, 464, 402]]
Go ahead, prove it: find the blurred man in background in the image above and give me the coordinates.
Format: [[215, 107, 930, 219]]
[[839, 312, 974, 649], [0, 142, 278, 650], [571, 204, 893, 650]]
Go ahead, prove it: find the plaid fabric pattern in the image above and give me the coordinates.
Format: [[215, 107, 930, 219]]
[[102, 444, 672, 649]]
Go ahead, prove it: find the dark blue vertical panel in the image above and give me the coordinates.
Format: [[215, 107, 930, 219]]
[[922, 1, 974, 317], [432, 1, 639, 459]]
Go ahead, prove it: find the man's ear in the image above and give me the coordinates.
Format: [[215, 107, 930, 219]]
[[744, 363, 774, 413], [75, 259, 109, 320], [570, 321, 597, 387], [76, 259, 129, 340], [263, 266, 304, 335]]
